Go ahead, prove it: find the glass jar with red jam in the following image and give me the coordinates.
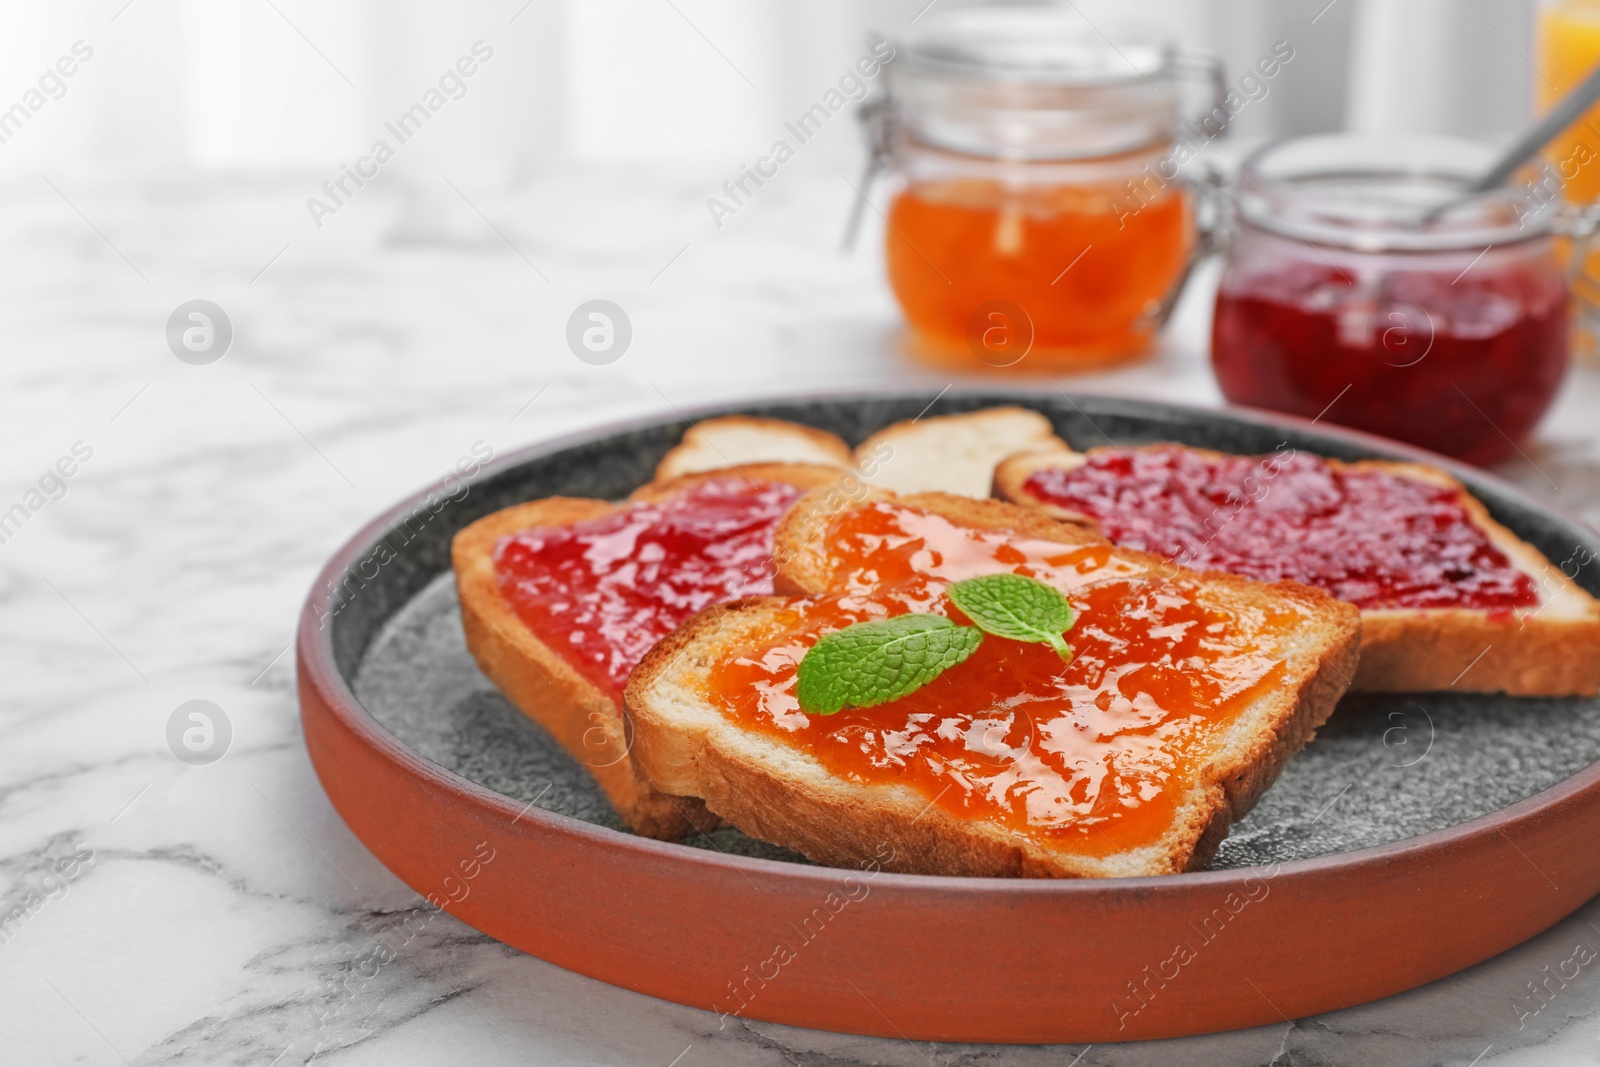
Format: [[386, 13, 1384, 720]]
[[1212, 134, 1583, 465]]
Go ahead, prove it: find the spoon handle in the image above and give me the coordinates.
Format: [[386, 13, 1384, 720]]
[[1468, 58, 1600, 193]]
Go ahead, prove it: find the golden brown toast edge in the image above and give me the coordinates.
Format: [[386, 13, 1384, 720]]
[[630, 462, 846, 503], [852, 405, 1069, 498], [652, 416, 852, 483]]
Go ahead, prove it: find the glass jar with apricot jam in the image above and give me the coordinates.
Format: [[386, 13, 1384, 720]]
[[871, 8, 1228, 372]]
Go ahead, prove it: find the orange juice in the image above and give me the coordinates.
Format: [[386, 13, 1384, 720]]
[[886, 178, 1193, 372], [1535, 0, 1600, 365], [1537, 0, 1600, 202]]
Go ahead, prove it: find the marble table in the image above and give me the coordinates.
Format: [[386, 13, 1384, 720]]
[[5, 165, 1600, 1067]]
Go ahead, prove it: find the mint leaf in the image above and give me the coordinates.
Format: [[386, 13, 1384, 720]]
[[946, 573, 1076, 660], [795, 614, 983, 714]]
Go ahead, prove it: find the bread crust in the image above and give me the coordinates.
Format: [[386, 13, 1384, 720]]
[[625, 493, 1360, 878], [772, 487, 1110, 597], [854, 406, 1068, 498], [652, 416, 851, 483], [629, 462, 845, 503], [451, 464, 845, 840], [992, 447, 1095, 523], [994, 445, 1600, 696]]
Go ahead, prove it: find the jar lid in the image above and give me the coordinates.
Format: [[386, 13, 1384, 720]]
[[1237, 134, 1566, 252], [888, 7, 1182, 160]]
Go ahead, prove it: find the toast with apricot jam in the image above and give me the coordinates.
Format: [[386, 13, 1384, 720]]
[[624, 490, 1359, 878], [994, 444, 1600, 696], [452, 463, 842, 840]]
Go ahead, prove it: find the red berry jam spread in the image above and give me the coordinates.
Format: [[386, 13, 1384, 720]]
[[1211, 257, 1568, 465], [1022, 446, 1538, 612], [703, 503, 1319, 855], [494, 478, 806, 700]]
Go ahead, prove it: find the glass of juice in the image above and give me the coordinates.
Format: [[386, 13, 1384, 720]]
[[1536, 0, 1600, 365], [1212, 134, 1578, 466], [1537, 0, 1600, 201], [877, 8, 1230, 372]]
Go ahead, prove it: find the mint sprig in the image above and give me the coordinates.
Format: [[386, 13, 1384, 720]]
[[795, 614, 982, 714], [946, 573, 1076, 660], [792, 574, 1081, 714]]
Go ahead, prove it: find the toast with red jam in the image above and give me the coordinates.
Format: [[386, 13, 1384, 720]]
[[452, 464, 842, 839], [994, 444, 1600, 695]]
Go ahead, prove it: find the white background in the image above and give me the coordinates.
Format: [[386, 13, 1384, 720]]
[[0, 0, 1547, 180]]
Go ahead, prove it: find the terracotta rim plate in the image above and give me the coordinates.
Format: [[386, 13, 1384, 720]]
[[297, 390, 1600, 1044]]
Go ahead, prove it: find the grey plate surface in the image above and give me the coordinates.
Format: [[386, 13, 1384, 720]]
[[346, 391, 1600, 871]]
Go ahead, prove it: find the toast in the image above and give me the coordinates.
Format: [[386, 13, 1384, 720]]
[[654, 416, 851, 481], [452, 463, 844, 839], [994, 444, 1600, 696], [625, 490, 1360, 877], [855, 406, 1067, 498]]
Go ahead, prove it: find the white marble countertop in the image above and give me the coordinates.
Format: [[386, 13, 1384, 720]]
[[5, 165, 1600, 1067]]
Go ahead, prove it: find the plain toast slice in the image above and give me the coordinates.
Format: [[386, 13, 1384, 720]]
[[654, 416, 852, 482], [995, 444, 1600, 696], [453, 463, 842, 839], [626, 490, 1360, 877], [854, 406, 1067, 498]]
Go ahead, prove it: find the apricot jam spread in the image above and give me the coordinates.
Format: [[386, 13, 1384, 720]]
[[1022, 447, 1538, 612], [702, 503, 1315, 854], [888, 180, 1192, 369], [494, 478, 805, 700]]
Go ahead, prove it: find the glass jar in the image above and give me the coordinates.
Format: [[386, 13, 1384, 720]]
[[871, 8, 1226, 372], [1212, 134, 1589, 466]]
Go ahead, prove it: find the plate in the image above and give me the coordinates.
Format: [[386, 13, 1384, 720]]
[[297, 390, 1600, 1043]]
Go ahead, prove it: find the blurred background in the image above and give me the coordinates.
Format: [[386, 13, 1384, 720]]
[[0, 0, 1541, 178], [3, 0, 1592, 543]]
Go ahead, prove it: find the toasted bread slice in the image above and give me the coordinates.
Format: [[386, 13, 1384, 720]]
[[653, 416, 851, 482], [452, 463, 843, 839], [995, 445, 1600, 696], [854, 406, 1067, 498], [626, 491, 1360, 878]]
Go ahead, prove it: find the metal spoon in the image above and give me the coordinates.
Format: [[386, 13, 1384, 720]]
[[1404, 60, 1600, 230], [1465, 58, 1600, 194]]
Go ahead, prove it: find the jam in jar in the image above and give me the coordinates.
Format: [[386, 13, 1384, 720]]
[[874, 8, 1226, 371], [1212, 134, 1577, 465]]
